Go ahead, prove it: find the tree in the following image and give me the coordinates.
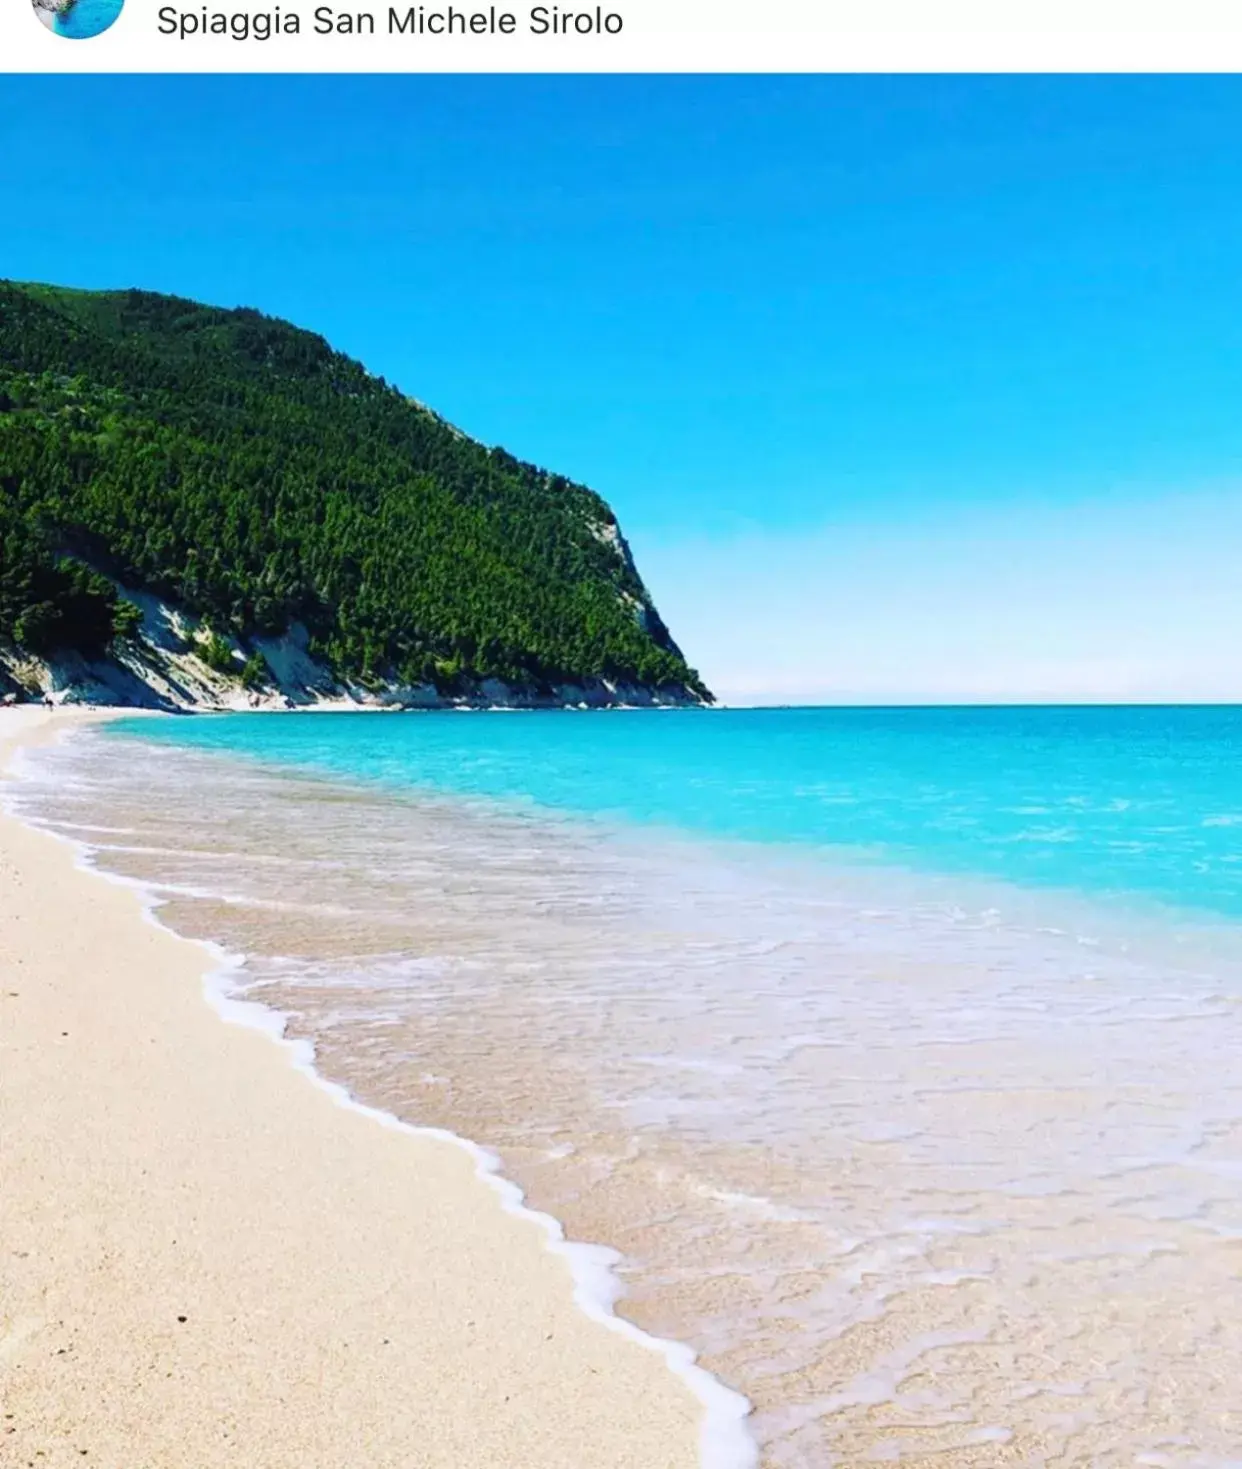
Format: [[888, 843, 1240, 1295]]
[[0, 280, 712, 702], [111, 599, 144, 641]]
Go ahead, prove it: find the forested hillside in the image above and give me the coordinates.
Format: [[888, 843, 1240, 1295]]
[[0, 281, 709, 703]]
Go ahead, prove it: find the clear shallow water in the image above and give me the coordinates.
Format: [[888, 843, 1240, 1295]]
[[15, 707, 1242, 1467], [112, 705, 1242, 919]]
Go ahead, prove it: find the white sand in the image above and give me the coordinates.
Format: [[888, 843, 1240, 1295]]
[[0, 708, 708, 1469]]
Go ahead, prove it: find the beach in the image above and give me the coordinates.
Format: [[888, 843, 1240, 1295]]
[[0, 708, 710, 1469], [9, 702, 1242, 1466]]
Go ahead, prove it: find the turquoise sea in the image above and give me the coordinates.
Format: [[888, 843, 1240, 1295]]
[[16, 704, 1242, 1468], [115, 704, 1242, 921]]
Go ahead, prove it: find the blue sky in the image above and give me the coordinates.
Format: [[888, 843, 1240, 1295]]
[[3, 76, 1242, 701]]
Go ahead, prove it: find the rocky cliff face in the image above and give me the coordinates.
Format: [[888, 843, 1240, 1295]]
[[0, 586, 704, 712]]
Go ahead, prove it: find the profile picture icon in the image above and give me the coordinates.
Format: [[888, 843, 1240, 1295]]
[[33, 0, 122, 37]]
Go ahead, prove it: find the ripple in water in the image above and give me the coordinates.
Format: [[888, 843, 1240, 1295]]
[[14, 726, 1242, 1468]]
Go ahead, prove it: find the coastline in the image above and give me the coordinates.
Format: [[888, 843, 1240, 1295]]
[[0, 602, 710, 714], [0, 708, 750, 1469]]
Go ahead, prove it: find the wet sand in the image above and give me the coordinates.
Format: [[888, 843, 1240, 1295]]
[[0, 708, 711, 1469], [21, 709, 1242, 1468]]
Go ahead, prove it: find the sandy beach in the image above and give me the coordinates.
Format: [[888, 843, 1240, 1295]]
[[0, 708, 709, 1469]]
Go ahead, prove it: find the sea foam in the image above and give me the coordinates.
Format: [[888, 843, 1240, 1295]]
[[12, 710, 1242, 1467]]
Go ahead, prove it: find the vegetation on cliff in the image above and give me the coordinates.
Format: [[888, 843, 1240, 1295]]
[[0, 281, 708, 700]]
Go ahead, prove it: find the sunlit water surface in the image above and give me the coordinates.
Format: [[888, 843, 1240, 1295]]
[[14, 707, 1242, 1467]]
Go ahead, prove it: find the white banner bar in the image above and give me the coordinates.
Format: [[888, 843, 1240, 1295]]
[[4, 0, 1242, 71]]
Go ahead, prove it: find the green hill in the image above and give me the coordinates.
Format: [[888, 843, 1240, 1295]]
[[0, 281, 709, 704]]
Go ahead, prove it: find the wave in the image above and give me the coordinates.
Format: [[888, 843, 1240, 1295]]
[[13, 716, 1242, 1466], [1, 723, 758, 1469]]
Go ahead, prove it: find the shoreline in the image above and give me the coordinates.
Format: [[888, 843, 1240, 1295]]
[[0, 708, 753, 1469]]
